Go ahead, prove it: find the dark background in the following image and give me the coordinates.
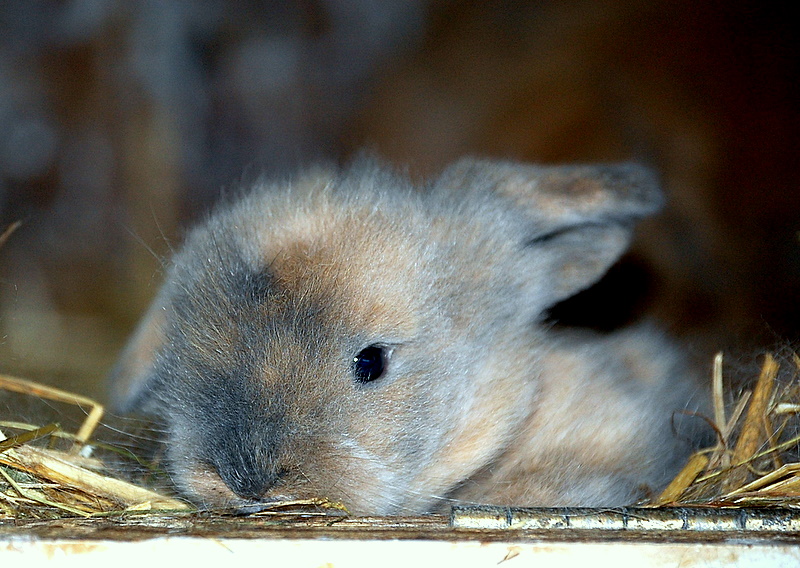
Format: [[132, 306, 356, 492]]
[[0, 0, 798, 398]]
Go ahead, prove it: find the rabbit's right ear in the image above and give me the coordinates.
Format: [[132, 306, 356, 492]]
[[108, 286, 170, 413], [436, 158, 663, 314]]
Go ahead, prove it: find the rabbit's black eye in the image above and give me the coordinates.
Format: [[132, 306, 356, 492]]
[[352, 345, 386, 383]]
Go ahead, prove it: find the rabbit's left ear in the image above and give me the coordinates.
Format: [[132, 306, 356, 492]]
[[436, 158, 663, 312], [107, 284, 171, 413]]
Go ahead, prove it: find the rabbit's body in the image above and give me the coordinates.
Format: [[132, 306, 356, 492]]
[[110, 158, 701, 514]]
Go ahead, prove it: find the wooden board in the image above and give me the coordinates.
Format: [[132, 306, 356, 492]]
[[3, 507, 800, 566]]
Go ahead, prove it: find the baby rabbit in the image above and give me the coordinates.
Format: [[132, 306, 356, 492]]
[[110, 157, 702, 515]]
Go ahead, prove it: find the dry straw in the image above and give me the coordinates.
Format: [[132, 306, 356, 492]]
[[651, 352, 800, 508], [0, 374, 191, 518]]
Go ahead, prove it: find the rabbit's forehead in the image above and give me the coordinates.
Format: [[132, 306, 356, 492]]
[[247, 208, 426, 337]]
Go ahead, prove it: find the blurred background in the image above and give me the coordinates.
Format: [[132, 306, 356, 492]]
[[0, 0, 797, 400]]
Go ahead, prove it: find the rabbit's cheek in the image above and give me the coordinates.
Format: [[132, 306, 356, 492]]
[[175, 465, 242, 508]]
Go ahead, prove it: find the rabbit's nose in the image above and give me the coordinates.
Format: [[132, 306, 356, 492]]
[[219, 465, 281, 501], [212, 446, 284, 500], [204, 410, 287, 500]]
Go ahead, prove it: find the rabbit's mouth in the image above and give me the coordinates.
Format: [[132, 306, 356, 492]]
[[232, 496, 349, 517], [179, 466, 352, 517]]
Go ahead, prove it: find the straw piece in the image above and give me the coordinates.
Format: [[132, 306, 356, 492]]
[[774, 403, 800, 414], [721, 463, 800, 498], [0, 421, 105, 470], [712, 352, 726, 437], [0, 440, 190, 511], [226, 497, 350, 519], [655, 452, 709, 505], [1, 465, 93, 517], [0, 423, 59, 453], [723, 354, 779, 491], [723, 391, 751, 441], [0, 374, 104, 448]]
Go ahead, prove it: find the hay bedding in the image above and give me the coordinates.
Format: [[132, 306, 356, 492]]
[[0, 373, 190, 519], [650, 352, 800, 508], [3, 352, 800, 521]]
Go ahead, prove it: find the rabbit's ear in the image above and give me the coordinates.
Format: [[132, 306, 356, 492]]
[[108, 286, 171, 413], [437, 158, 663, 312]]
